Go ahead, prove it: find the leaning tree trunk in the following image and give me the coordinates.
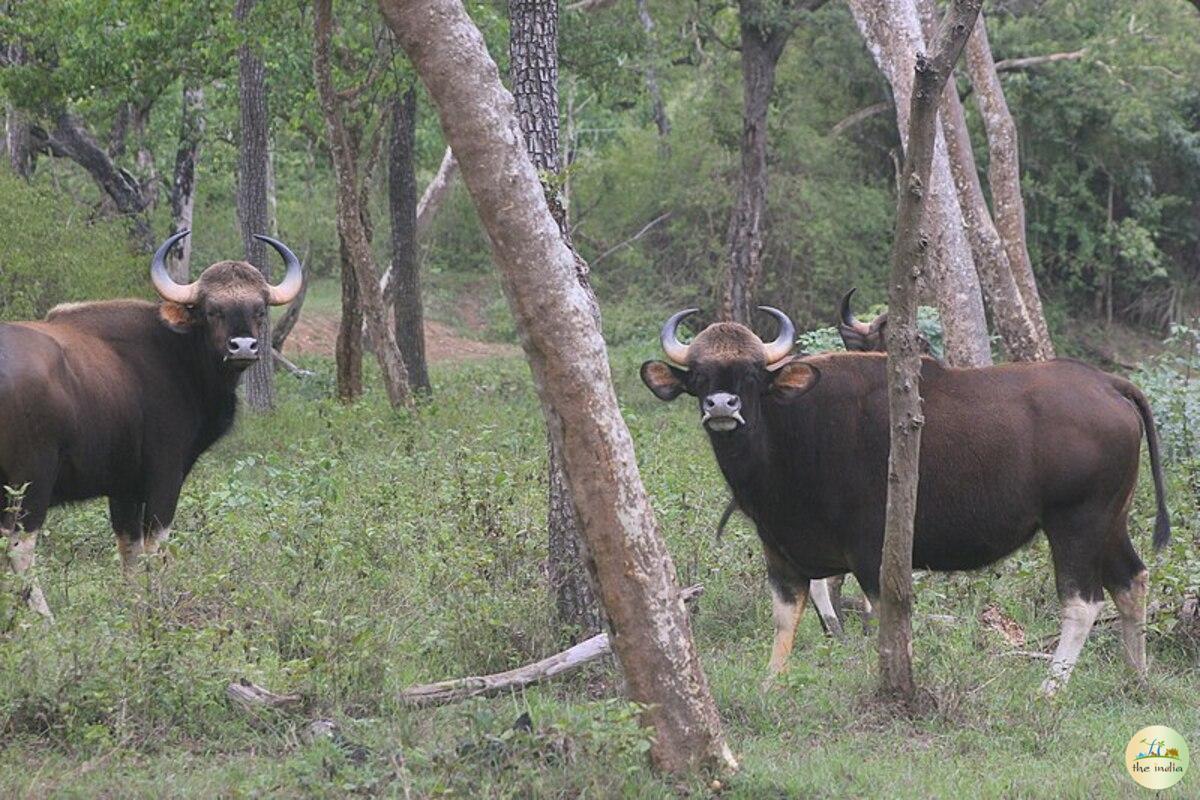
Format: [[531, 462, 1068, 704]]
[[168, 85, 204, 282], [848, 0, 992, 368], [235, 0, 276, 411], [965, 13, 1053, 354], [510, 0, 603, 638], [940, 79, 1047, 361], [879, 0, 983, 705], [384, 0, 736, 773], [313, 0, 412, 410], [719, 1, 792, 325], [388, 88, 431, 393]]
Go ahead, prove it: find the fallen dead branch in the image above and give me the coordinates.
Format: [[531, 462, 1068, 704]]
[[398, 584, 704, 708], [227, 584, 704, 714]]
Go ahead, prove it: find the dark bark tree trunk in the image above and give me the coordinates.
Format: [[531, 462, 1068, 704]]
[[168, 85, 205, 281], [878, 0, 982, 705], [379, 146, 457, 296], [388, 87, 431, 393], [235, 0, 275, 411], [313, 0, 412, 409], [31, 111, 155, 250], [509, 0, 603, 639], [336, 233, 365, 402], [5, 103, 35, 178], [384, 0, 736, 771], [965, 13, 1053, 355], [719, 0, 793, 324]]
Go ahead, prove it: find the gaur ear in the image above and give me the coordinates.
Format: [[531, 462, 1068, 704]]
[[641, 360, 690, 401], [769, 361, 819, 401], [158, 301, 196, 334]]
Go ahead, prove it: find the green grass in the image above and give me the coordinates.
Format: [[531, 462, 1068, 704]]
[[1, 345, 1197, 798]]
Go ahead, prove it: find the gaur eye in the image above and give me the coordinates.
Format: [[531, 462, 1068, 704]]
[[207, 309, 223, 319]]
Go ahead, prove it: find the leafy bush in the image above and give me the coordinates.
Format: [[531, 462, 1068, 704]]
[[0, 171, 144, 320]]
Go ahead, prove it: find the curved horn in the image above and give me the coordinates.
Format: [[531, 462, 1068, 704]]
[[660, 308, 698, 367], [254, 234, 304, 306], [839, 287, 862, 329], [758, 306, 795, 365], [150, 230, 200, 305]]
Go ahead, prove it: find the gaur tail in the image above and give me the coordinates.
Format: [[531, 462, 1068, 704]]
[[715, 496, 738, 542], [1122, 381, 1171, 549]]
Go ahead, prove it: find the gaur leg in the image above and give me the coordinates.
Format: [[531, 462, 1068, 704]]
[[110, 498, 146, 573], [809, 579, 844, 637], [2, 473, 54, 619], [1102, 527, 1149, 679], [1041, 509, 1107, 696], [140, 473, 181, 561], [764, 546, 810, 680]]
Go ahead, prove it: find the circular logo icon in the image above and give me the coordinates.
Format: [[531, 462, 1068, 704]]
[[1126, 726, 1189, 791]]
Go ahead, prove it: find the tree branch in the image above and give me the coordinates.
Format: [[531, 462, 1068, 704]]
[[591, 211, 672, 266]]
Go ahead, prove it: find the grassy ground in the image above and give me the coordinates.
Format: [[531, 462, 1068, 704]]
[[1, 344, 1197, 798]]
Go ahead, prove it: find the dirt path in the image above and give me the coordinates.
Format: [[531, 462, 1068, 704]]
[[283, 310, 518, 363]]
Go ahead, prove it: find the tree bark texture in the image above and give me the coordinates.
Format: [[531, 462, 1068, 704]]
[[383, 0, 736, 773], [940, 79, 1048, 361], [848, 0, 992, 368], [314, 0, 412, 409], [965, 13, 1053, 354], [336, 234, 365, 402], [879, 0, 982, 704], [236, 0, 276, 411], [719, 0, 793, 325], [168, 85, 205, 281], [388, 88, 431, 393], [509, 0, 603, 639]]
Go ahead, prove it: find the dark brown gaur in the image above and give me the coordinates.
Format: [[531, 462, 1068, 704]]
[[1, 231, 303, 615], [642, 307, 1168, 694], [838, 287, 934, 356]]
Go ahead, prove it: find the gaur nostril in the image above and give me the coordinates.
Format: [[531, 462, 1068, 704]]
[[704, 397, 716, 409], [728, 396, 741, 409], [248, 340, 258, 352]]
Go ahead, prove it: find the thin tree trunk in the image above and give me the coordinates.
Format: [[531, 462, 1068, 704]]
[[336, 234, 365, 402], [313, 0, 412, 410], [720, 1, 791, 325], [938, 69, 1050, 360], [879, 0, 983, 704], [388, 88, 430, 393], [635, 0, 670, 140], [509, 0, 603, 639], [168, 85, 204, 282], [5, 103, 34, 178], [129, 103, 158, 210], [848, 0, 992, 367], [384, 0, 736, 772], [965, 13, 1053, 353], [236, 0, 275, 411]]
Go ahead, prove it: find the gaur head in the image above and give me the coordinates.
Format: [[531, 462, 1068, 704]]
[[640, 307, 818, 434], [837, 287, 887, 352], [150, 230, 303, 371]]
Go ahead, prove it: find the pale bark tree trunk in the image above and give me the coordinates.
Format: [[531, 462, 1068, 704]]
[[383, 0, 736, 772], [965, 14, 1053, 354], [313, 0, 412, 410], [720, 0, 794, 324], [940, 80, 1048, 361], [388, 87, 431, 393], [848, 0, 992, 367], [879, 0, 983, 704], [235, 0, 275, 411], [635, 0, 670, 140], [168, 85, 204, 282], [509, 0, 602, 638]]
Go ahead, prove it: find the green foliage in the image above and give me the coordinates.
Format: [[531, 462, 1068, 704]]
[[0, 171, 143, 320]]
